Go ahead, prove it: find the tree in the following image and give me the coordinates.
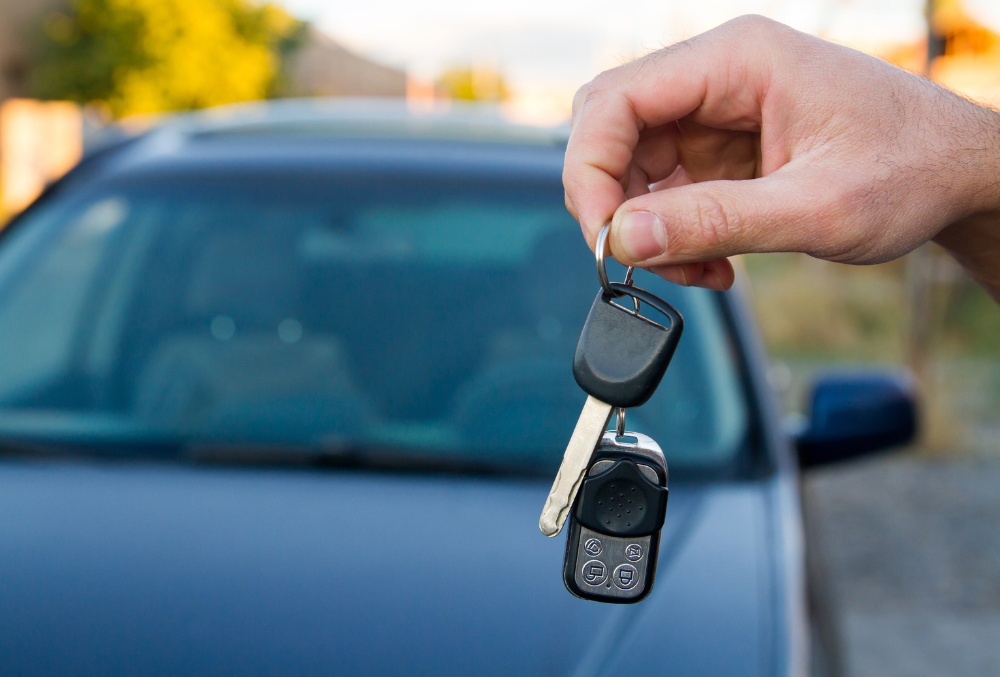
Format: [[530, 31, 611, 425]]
[[436, 67, 508, 102], [30, 0, 305, 118]]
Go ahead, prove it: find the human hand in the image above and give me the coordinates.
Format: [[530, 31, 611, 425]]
[[563, 15, 1000, 295]]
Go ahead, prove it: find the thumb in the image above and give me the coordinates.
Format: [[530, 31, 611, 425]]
[[609, 175, 807, 266]]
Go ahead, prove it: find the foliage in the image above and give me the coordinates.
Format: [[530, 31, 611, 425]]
[[29, 0, 306, 118], [743, 250, 1000, 362], [742, 253, 908, 362], [939, 279, 1000, 357], [436, 67, 508, 102]]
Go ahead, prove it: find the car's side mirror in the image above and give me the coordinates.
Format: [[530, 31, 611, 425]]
[[794, 371, 918, 469]]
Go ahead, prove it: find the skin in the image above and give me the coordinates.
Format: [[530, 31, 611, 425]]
[[563, 15, 1000, 300]]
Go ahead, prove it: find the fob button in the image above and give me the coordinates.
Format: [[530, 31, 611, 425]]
[[581, 560, 608, 586], [595, 480, 646, 531], [584, 538, 603, 556], [574, 457, 667, 537], [613, 564, 639, 590], [625, 544, 643, 561]]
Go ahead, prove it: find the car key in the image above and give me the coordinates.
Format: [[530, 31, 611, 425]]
[[563, 429, 668, 603], [539, 224, 683, 537]]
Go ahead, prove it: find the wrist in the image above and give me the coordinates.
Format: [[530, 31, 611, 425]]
[[928, 97, 1000, 300], [959, 100, 1000, 216]]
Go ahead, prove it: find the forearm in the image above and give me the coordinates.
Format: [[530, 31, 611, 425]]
[[932, 102, 1000, 301]]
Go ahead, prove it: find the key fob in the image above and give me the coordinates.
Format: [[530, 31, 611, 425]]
[[563, 431, 668, 604]]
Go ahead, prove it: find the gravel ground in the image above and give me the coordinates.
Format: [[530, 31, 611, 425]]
[[802, 452, 1000, 677]]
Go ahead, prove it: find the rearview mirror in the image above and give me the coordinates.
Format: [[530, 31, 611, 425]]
[[795, 371, 917, 469]]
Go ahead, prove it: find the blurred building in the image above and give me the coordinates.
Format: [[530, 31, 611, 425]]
[[1, 0, 76, 214], [283, 27, 406, 98], [0, 0, 63, 103], [0, 99, 81, 213]]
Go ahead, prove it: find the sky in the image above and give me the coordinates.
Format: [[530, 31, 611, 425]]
[[280, 0, 930, 121]]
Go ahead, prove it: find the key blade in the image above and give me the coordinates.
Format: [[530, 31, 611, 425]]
[[539, 395, 614, 537]]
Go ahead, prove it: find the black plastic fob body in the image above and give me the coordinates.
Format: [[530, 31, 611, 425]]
[[573, 283, 683, 409], [563, 431, 669, 604]]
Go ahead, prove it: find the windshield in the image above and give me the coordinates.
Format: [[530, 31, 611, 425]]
[[0, 164, 748, 474]]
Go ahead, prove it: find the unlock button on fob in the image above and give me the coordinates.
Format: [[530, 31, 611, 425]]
[[613, 564, 639, 590]]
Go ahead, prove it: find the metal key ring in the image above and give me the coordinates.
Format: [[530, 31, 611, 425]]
[[596, 223, 639, 311], [595, 223, 626, 298]]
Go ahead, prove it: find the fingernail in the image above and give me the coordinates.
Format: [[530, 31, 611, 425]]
[[618, 211, 666, 262]]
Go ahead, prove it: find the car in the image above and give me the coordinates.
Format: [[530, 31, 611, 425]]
[[0, 98, 916, 676]]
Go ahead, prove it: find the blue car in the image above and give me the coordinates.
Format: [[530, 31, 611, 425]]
[[0, 100, 915, 676]]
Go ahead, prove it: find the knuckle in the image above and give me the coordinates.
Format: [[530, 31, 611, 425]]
[[588, 69, 619, 96], [689, 194, 738, 250], [571, 82, 591, 113], [590, 70, 612, 88], [719, 14, 788, 48], [561, 161, 583, 190], [564, 191, 579, 220], [727, 14, 776, 32]]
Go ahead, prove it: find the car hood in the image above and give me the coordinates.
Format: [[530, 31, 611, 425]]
[[0, 459, 775, 676]]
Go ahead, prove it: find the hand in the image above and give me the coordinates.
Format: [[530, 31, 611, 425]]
[[563, 15, 1000, 296]]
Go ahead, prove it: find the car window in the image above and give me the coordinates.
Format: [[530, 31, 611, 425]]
[[0, 198, 127, 399], [0, 167, 748, 474]]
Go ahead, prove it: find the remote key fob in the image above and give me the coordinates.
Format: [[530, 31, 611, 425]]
[[563, 431, 668, 603]]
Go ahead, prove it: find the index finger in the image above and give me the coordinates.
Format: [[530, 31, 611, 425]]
[[563, 16, 776, 246]]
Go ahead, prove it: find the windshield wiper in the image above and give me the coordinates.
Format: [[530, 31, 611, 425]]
[[0, 436, 183, 461], [0, 436, 552, 477], [185, 442, 550, 477]]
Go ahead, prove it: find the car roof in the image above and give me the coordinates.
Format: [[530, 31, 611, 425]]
[[87, 98, 570, 181], [173, 97, 570, 144]]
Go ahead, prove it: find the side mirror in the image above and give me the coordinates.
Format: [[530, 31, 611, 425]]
[[795, 371, 918, 469]]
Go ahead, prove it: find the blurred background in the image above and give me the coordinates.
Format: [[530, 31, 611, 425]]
[[0, 0, 998, 674]]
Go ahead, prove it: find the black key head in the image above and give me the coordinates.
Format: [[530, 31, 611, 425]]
[[573, 283, 683, 409]]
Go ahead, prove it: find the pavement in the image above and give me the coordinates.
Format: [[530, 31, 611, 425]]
[[802, 452, 1000, 677]]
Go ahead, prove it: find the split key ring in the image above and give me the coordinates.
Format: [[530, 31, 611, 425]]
[[595, 223, 640, 314]]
